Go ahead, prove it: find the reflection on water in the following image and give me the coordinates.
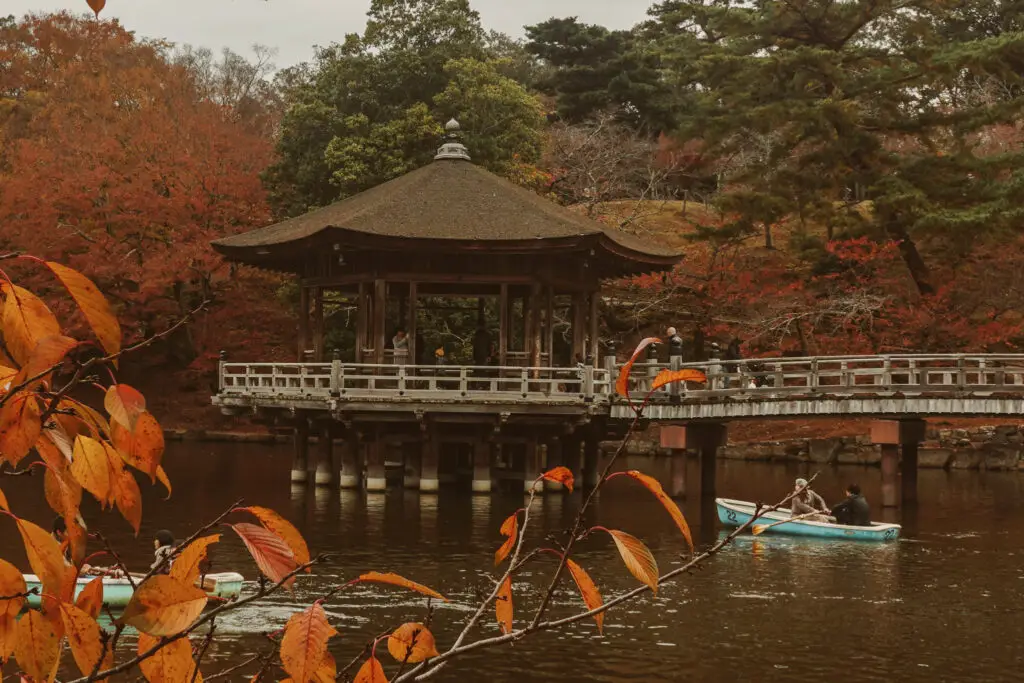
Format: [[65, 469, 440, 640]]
[[2, 442, 1023, 681]]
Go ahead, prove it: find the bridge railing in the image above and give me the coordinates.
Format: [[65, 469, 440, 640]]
[[219, 361, 611, 402], [619, 354, 1024, 400]]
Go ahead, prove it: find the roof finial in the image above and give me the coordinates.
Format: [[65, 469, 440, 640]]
[[435, 118, 471, 162]]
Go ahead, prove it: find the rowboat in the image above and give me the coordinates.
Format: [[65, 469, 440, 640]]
[[716, 498, 901, 542], [22, 572, 245, 610]]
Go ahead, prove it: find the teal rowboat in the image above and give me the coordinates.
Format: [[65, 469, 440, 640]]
[[22, 572, 245, 610], [716, 498, 901, 542]]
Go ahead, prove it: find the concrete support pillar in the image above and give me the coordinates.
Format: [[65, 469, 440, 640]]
[[663, 423, 727, 499], [902, 442, 919, 504], [524, 439, 544, 494], [561, 434, 583, 486], [291, 419, 309, 483], [420, 436, 440, 493], [880, 444, 899, 508], [314, 424, 334, 486], [870, 419, 926, 508], [582, 435, 600, 490], [365, 439, 387, 492], [544, 439, 563, 491], [339, 437, 362, 489], [668, 449, 686, 499], [472, 438, 492, 494], [404, 442, 421, 489]]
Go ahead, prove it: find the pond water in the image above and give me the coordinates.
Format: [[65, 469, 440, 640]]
[[3, 441, 1024, 682]]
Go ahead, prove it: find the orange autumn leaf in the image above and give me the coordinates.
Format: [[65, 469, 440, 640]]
[[155, 465, 173, 499], [0, 392, 42, 467], [104, 384, 146, 431], [169, 535, 221, 587], [108, 448, 142, 534], [111, 412, 165, 479], [354, 655, 388, 683], [86, 0, 106, 19], [618, 471, 693, 553], [0, 559, 27, 663], [16, 517, 65, 593], [71, 435, 112, 505], [0, 484, 7, 512], [13, 609, 59, 682], [232, 522, 298, 588], [120, 575, 208, 636], [0, 365, 17, 396], [539, 466, 574, 493], [280, 602, 337, 683], [310, 651, 337, 683], [58, 398, 111, 441], [614, 336, 659, 398], [496, 575, 513, 634], [44, 261, 121, 358], [387, 622, 439, 663], [240, 506, 310, 567], [355, 572, 447, 602], [138, 632, 202, 682], [75, 577, 104, 619], [651, 368, 708, 390], [1, 283, 60, 367], [493, 512, 518, 566], [18, 335, 79, 390], [566, 559, 604, 634], [60, 602, 110, 676], [603, 529, 659, 594]]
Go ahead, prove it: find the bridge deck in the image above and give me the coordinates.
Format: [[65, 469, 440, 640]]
[[213, 354, 1024, 422]]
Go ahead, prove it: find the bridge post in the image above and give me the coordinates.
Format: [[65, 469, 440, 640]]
[[314, 423, 335, 486], [660, 426, 687, 498], [291, 418, 310, 483], [472, 436, 492, 494], [669, 335, 684, 398], [871, 419, 926, 507], [403, 440, 421, 490], [339, 436, 362, 489], [420, 434, 440, 493], [696, 423, 727, 499], [365, 433, 387, 492]]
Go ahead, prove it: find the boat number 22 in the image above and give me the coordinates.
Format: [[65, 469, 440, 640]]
[[884, 528, 897, 540], [727, 510, 738, 523]]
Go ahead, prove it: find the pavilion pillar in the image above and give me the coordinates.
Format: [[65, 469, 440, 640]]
[[571, 291, 586, 364], [314, 422, 334, 486], [472, 436, 492, 494], [544, 286, 555, 367], [365, 435, 387, 492], [291, 418, 310, 483], [524, 438, 544, 494], [297, 286, 310, 362], [499, 284, 509, 367], [407, 282, 418, 365], [355, 282, 368, 363], [372, 278, 387, 365], [420, 434, 440, 493], [339, 436, 362, 489], [527, 283, 542, 369], [587, 289, 599, 366], [312, 287, 325, 361]]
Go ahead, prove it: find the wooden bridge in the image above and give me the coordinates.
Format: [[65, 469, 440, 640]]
[[213, 353, 1024, 507]]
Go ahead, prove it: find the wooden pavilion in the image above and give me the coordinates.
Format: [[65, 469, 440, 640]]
[[211, 121, 681, 494]]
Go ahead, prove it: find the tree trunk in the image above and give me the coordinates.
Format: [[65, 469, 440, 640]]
[[763, 223, 773, 249], [889, 228, 934, 295]]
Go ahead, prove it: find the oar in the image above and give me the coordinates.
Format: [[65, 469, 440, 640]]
[[752, 511, 828, 535]]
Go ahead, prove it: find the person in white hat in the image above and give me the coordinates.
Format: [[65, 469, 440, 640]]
[[792, 477, 831, 521]]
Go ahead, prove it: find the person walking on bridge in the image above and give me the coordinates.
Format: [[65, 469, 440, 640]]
[[791, 478, 831, 522]]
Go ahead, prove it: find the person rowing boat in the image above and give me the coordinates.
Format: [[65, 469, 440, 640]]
[[791, 478, 832, 522]]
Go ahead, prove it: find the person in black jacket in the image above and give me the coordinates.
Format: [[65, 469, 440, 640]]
[[831, 484, 872, 526]]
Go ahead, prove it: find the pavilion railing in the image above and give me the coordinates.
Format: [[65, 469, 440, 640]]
[[219, 361, 611, 402]]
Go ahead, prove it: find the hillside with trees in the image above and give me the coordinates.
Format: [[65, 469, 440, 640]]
[[2, 0, 1023, 427]]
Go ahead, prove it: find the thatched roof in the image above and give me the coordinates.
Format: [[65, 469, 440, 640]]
[[213, 127, 680, 276]]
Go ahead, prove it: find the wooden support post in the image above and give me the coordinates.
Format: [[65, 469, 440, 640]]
[[544, 438, 563, 491], [588, 289, 599, 366], [880, 444, 899, 508], [407, 282, 418, 366], [571, 291, 586, 364], [355, 282, 367, 363], [404, 441, 421, 489], [902, 442, 919, 504], [312, 287, 325, 362], [339, 437, 362, 489], [561, 433, 583, 485], [297, 286, 310, 362], [420, 435, 440, 493], [661, 424, 724, 498], [372, 278, 387, 365], [524, 439, 544, 494], [472, 438, 491, 494], [582, 435, 600, 489], [314, 423, 334, 486], [499, 284, 509, 367], [544, 286, 555, 366], [528, 283, 542, 369], [291, 419, 309, 483], [365, 437, 387, 492]]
